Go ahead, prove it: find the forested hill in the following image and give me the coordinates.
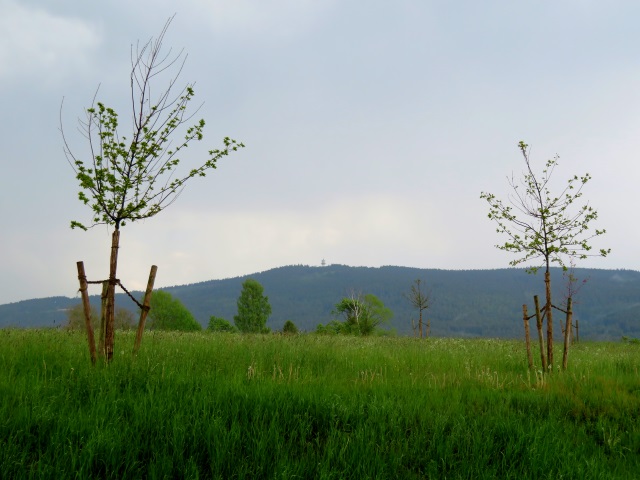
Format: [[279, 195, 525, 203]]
[[1, 265, 639, 340]]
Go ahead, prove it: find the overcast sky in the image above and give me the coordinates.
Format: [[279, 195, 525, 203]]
[[1, 0, 638, 305]]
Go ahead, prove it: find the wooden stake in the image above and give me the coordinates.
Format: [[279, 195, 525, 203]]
[[534, 295, 547, 372], [76, 261, 97, 365], [134, 265, 158, 354], [99, 281, 108, 358], [522, 304, 534, 370], [562, 297, 573, 370]]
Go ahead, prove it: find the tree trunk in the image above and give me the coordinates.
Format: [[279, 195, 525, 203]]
[[418, 310, 423, 339], [545, 269, 554, 368], [105, 229, 120, 362]]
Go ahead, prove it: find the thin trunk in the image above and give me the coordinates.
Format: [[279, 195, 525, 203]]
[[105, 229, 120, 362], [419, 310, 423, 339], [545, 268, 554, 368], [534, 295, 547, 371], [562, 297, 573, 370], [522, 304, 534, 370]]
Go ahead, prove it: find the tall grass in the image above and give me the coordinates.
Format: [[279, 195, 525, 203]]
[[1, 329, 638, 479]]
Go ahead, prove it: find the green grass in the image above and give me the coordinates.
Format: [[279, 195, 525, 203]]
[[1, 329, 639, 479]]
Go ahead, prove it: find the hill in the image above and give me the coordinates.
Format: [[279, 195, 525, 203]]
[[1, 265, 639, 340]]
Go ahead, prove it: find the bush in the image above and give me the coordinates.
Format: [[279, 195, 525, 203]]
[[207, 316, 236, 333], [282, 320, 299, 335], [330, 294, 394, 336], [148, 290, 201, 331], [315, 320, 344, 335]]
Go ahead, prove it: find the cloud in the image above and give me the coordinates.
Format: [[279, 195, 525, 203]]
[[192, 0, 337, 41], [0, 0, 101, 85], [109, 193, 451, 289]]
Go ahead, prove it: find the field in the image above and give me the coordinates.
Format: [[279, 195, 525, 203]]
[[1, 330, 638, 479]]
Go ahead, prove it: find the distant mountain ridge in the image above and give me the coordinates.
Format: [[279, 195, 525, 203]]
[[1, 265, 639, 340]]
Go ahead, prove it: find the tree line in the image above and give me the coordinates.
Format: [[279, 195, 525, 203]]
[[65, 278, 408, 337]]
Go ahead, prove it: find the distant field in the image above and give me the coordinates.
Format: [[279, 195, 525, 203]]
[[1, 330, 638, 479]]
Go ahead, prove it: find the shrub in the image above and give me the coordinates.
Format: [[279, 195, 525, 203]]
[[282, 320, 299, 335], [208, 316, 237, 333]]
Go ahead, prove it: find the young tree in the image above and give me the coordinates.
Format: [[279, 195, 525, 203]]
[[362, 294, 394, 335], [480, 141, 609, 368], [404, 279, 432, 338], [333, 290, 367, 334], [148, 290, 201, 331], [333, 292, 393, 335], [60, 17, 243, 360], [234, 279, 272, 333]]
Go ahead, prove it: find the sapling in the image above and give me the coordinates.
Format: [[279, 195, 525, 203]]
[[61, 17, 243, 360], [481, 141, 609, 368]]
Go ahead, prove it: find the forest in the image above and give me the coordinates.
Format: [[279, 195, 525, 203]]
[[1, 264, 638, 340]]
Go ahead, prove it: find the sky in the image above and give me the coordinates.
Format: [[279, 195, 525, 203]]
[[1, 0, 639, 305]]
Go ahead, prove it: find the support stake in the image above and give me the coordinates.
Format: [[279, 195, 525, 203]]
[[522, 304, 534, 371], [99, 281, 108, 358], [562, 297, 573, 370], [76, 261, 97, 365], [534, 295, 547, 372], [134, 265, 158, 354]]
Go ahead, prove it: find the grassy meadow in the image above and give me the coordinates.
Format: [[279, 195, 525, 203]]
[[1, 329, 639, 479]]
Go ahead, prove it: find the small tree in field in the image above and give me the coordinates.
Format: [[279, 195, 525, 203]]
[[333, 292, 393, 336], [234, 279, 272, 333], [148, 290, 201, 332], [480, 141, 609, 368], [404, 279, 432, 338], [60, 17, 243, 360]]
